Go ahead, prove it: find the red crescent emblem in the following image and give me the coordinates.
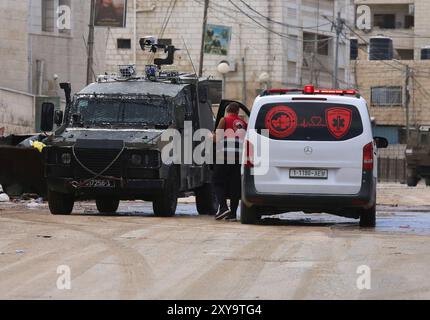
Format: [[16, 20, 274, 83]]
[[233, 119, 245, 131], [265, 106, 298, 138], [326, 107, 352, 139]]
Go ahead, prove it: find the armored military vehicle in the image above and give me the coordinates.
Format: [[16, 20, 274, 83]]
[[405, 126, 430, 187], [40, 40, 218, 216]]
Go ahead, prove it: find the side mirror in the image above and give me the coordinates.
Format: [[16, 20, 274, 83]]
[[40, 102, 55, 132], [374, 136, 389, 149], [54, 110, 64, 126], [59, 82, 72, 104]]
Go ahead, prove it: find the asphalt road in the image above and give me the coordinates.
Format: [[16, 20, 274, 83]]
[[0, 184, 430, 300]]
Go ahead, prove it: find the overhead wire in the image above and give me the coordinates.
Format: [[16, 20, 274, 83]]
[[227, 0, 334, 43], [237, 0, 332, 30]]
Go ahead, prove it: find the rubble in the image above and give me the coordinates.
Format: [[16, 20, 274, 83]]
[[0, 184, 10, 202]]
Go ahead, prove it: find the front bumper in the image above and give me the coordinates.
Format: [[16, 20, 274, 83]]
[[47, 177, 165, 199], [242, 167, 376, 213]]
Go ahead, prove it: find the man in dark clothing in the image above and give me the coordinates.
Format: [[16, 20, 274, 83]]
[[213, 103, 247, 221]]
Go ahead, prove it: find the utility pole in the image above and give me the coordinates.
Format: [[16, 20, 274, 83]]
[[199, 0, 209, 77], [86, 0, 96, 85], [333, 11, 344, 88], [405, 65, 411, 143]]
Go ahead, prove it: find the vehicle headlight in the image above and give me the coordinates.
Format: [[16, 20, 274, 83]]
[[405, 149, 413, 155], [61, 153, 72, 165], [130, 154, 143, 166]]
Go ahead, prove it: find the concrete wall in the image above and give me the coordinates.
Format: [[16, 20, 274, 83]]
[[0, 0, 29, 92], [0, 88, 35, 135]]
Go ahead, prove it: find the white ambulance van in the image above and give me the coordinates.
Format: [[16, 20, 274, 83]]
[[240, 85, 388, 227]]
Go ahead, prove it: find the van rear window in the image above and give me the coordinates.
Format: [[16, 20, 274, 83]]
[[255, 102, 363, 141]]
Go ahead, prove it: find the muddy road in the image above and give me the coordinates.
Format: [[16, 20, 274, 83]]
[[0, 184, 429, 299]]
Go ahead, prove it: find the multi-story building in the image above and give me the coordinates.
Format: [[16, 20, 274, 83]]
[[105, 0, 354, 106], [353, 0, 430, 144], [0, 0, 107, 134]]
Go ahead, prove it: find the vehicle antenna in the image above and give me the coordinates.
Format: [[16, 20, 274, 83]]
[[181, 36, 201, 126], [181, 36, 197, 78]]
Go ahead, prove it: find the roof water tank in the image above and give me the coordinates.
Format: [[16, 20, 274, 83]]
[[421, 47, 430, 60], [369, 37, 393, 60]]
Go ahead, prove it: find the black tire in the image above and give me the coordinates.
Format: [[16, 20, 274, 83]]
[[195, 183, 218, 215], [406, 176, 419, 187], [359, 205, 376, 228], [48, 190, 74, 215], [240, 202, 260, 225], [96, 198, 120, 214], [153, 168, 179, 217], [425, 178, 430, 187]]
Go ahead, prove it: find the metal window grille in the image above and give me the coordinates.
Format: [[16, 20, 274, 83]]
[[371, 86, 403, 106]]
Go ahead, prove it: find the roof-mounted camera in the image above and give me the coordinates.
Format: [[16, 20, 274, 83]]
[[139, 37, 179, 68]]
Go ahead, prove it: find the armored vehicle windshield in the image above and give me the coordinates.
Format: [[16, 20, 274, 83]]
[[69, 79, 190, 129], [70, 97, 173, 129]]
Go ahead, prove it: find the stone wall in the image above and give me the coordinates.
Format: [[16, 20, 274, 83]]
[[0, 88, 35, 135], [0, 0, 29, 92], [355, 60, 430, 127]]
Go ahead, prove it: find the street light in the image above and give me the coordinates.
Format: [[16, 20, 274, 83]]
[[217, 61, 230, 99], [258, 72, 270, 91]]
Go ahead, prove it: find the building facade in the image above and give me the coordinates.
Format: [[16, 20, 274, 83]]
[[353, 0, 430, 144], [0, 0, 107, 134], [105, 0, 353, 106]]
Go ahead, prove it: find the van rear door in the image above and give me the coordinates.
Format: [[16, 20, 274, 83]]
[[253, 101, 366, 195]]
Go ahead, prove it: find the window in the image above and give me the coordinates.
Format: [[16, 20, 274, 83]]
[[41, 0, 71, 34], [405, 15, 414, 29], [373, 14, 396, 29], [303, 32, 330, 56], [42, 0, 56, 32], [421, 48, 430, 60], [117, 39, 131, 49], [371, 86, 402, 106], [255, 103, 364, 141], [350, 39, 358, 60], [397, 49, 414, 60], [58, 0, 71, 35], [207, 80, 222, 105], [317, 35, 330, 56]]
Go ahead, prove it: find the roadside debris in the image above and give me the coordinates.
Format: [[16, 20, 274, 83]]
[[26, 199, 44, 208], [36, 235, 52, 239], [0, 184, 10, 202]]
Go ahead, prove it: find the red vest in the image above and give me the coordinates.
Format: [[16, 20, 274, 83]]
[[216, 114, 247, 164], [224, 114, 247, 135]]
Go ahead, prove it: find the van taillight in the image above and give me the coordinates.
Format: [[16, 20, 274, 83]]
[[363, 142, 374, 171], [245, 140, 254, 168]]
